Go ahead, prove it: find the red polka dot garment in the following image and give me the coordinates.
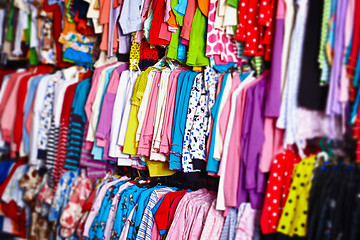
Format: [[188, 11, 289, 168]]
[[260, 150, 301, 234], [236, 0, 276, 60]]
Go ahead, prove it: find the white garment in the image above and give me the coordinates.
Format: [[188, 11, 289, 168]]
[[53, 75, 79, 127], [29, 4, 39, 49], [86, 63, 121, 142], [29, 75, 52, 168], [1, 165, 28, 208], [213, 74, 233, 160], [117, 71, 141, 166], [118, 0, 144, 34], [149, 69, 171, 162], [86, 0, 103, 33], [277, 0, 309, 146], [93, 51, 118, 68], [109, 70, 131, 159], [12, 9, 28, 56], [14, 0, 29, 12], [223, 5, 237, 31], [135, 70, 158, 143], [117, 71, 141, 147], [214, 0, 226, 29], [216, 74, 255, 211]]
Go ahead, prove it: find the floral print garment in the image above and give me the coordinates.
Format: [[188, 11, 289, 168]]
[[60, 171, 95, 238]]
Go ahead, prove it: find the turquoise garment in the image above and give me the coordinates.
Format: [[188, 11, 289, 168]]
[[65, 79, 91, 169], [91, 67, 117, 160], [127, 187, 158, 240], [174, 0, 188, 16], [169, 71, 199, 170], [206, 73, 230, 174], [110, 185, 147, 239], [23, 75, 47, 154], [90, 181, 130, 240], [177, 37, 187, 62], [212, 61, 236, 73]]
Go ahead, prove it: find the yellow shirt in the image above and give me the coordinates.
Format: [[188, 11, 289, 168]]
[[123, 68, 154, 155], [277, 155, 316, 237]]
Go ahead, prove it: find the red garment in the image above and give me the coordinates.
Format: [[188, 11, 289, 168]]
[[11, 73, 37, 156], [236, 0, 277, 58], [0, 72, 28, 120], [167, 192, 187, 229], [258, 0, 277, 60], [0, 69, 17, 88], [347, 0, 360, 78], [12, 66, 53, 155], [149, 0, 171, 45], [52, 83, 78, 189], [154, 190, 187, 234], [74, 12, 96, 36], [260, 150, 300, 234], [82, 188, 97, 212]]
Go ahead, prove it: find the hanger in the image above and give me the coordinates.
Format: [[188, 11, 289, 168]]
[[130, 58, 141, 72], [316, 138, 330, 167]]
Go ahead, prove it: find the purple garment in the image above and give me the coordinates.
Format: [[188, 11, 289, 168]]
[[95, 64, 129, 161], [264, 19, 284, 117], [326, 0, 348, 137], [237, 75, 268, 209]]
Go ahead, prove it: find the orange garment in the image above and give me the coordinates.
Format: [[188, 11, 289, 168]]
[[167, 10, 178, 27], [99, 0, 119, 51], [62, 0, 78, 35], [99, 0, 111, 24], [198, 0, 209, 16], [100, 24, 119, 52]]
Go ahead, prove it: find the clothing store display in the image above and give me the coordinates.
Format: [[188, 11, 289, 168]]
[[0, 0, 359, 239]]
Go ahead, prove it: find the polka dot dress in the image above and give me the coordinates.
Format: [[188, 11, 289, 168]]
[[139, 39, 159, 70], [260, 150, 301, 234], [277, 155, 317, 237], [129, 33, 141, 71], [235, 0, 275, 60]]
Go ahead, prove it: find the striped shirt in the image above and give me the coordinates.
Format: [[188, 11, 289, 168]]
[[65, 79, 91, 170], [136, 187, 174, 240]]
